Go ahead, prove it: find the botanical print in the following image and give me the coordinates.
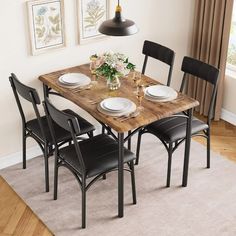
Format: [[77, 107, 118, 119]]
[[27, 0, 65, 54], [79, 0, 108, 43]]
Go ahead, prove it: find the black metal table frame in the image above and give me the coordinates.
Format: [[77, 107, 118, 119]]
[[43, 84, 193, 217]]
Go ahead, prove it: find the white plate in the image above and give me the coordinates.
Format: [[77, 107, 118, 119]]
[[145, 91, 178, 102], [59, 73, 91, 86], [146, 90, 169, 99], [145, 85, 175, 98], [97, 102, 136, 117], [100, 97, 133, 112]]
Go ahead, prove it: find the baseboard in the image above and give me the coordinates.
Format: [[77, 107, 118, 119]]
[[0, 128, 102, 170], [221, 109, 236, 126], [0, 146, 42, 170]]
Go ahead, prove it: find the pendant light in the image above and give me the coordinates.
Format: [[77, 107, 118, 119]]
[[98, 0, 138, 36]]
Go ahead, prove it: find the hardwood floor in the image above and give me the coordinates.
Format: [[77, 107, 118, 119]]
[[0, 117, 235, 235], [194, 115, 236, 162], [0, 176, 53, 236]]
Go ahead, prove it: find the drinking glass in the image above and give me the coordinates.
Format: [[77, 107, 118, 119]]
[[131, 71, 142, 92], [136, 84, 145, 111], [89, 57, 98, 86]]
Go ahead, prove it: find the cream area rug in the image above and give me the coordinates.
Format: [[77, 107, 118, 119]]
[[1, 135, 236, 236]]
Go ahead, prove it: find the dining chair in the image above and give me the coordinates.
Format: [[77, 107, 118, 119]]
[[43, 98, 137, 228], [135, 56, 219, 187], [142, 40, 175, 86], [9, 73, 95, 192], [101, 41, 175, 142]]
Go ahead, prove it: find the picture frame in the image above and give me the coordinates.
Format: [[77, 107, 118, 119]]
[[27, 0, 66, 55], [77, 0, 109, 44]]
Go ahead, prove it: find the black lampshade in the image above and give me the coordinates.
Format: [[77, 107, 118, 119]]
[[98, 4, 138, 36]]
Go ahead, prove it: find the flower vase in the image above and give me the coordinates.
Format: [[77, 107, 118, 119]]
[[106, 76, 121, 91]]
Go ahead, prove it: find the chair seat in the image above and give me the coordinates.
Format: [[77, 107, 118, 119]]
[[59, 134, 136, 178], [26, 109, 95, 144], [146, 115, 209, 143]]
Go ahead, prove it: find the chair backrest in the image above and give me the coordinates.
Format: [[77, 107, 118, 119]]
[[180, 56, 220, 121], [43, 98, 85, 171], [9, 73, 47, 140], [142, 40, 175, 86]]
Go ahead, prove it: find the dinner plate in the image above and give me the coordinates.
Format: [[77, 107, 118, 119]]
[[145, 85, 174, 98], [100, 97, 133, 112], [97, 101, 136, 117], [58, 73, 91, 86], [145, 91, 178, 102]]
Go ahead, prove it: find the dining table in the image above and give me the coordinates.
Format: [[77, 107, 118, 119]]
[[39, 63, 199, 218]]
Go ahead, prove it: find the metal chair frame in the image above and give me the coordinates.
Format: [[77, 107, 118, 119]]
[[135, 56, 219, 187], [142, 40, 175, 86], [9, 74, 94, 192], [43, 99, 136, 229]]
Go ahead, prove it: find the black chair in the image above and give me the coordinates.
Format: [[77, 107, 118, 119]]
[[9, 73, 95, 192], [43, 98, 136, 228], [135, 56, 219, 187], [142, 40, 175, 86]]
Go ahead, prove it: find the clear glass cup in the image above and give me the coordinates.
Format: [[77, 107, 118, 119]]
[[131, 71, 142, 92], [89, 58, 98, 86], [136, 84, 145, 111]]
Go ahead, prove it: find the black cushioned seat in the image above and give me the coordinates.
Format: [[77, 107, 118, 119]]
[[9, 73, 95, 193], [60, 134, 136, 178], [135, 56, 220, 187], [146, 116, 208, 143], [44, 98, 137, 228], [27, 109, 95, 144]]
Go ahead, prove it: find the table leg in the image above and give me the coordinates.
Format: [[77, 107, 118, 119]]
[[182, 108, 193, 187], [43, 84, 49, 99], [118, 133, 124, 217]]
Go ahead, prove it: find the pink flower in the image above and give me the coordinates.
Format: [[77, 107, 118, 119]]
[[115, 61, 125, 72], [95, 57, 105, 68]]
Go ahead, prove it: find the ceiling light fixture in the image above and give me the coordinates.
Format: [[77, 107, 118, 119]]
[[98, 0, 138, 36]]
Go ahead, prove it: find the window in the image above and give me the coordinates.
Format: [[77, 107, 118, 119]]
[[227, 1, 236, 74]]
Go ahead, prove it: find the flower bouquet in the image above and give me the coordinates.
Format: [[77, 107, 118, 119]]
[[90, 52, 135, 90]]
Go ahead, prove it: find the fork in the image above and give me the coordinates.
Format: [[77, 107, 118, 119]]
[[73, 85, 92, 92], [89, 99, 101, 105], [118, 110, 140, 122]]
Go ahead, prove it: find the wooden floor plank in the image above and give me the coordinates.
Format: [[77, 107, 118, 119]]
[[0, 176, 53, 236], [194, 114, 236, 162], [3, 201, 26, 234]]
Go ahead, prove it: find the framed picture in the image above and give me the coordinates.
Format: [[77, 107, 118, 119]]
[[27, 0, 66, 55], [77, 0, 109, 44]]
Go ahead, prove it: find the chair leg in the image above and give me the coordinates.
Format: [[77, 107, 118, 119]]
[[44, 147, 49, 192], [135, 131, 142, 165], [88, 131, 94, 138], [22, 127, 26, 169], [82, 176, 86, 229], [207, 128, 210, 168], [166, 143, 173, 188], [130, 161, 137, 204], [102, 126, 105, 134], [102, 174, 106, 180], [49, 145, 54, 156], [54, 157, 59, 200], [127, 131, 131, 150]]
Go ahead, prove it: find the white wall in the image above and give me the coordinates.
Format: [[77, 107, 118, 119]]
[[223, 75, 236, 114], [222, 74, 236, 125], [0, 0, 195, 159]]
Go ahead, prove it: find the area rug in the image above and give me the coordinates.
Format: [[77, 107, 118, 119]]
[[1, 135, 236, 236]]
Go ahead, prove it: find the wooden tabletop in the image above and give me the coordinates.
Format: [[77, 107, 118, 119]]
[[0, 176, 53, 236], [39, 64, 199, 133]]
